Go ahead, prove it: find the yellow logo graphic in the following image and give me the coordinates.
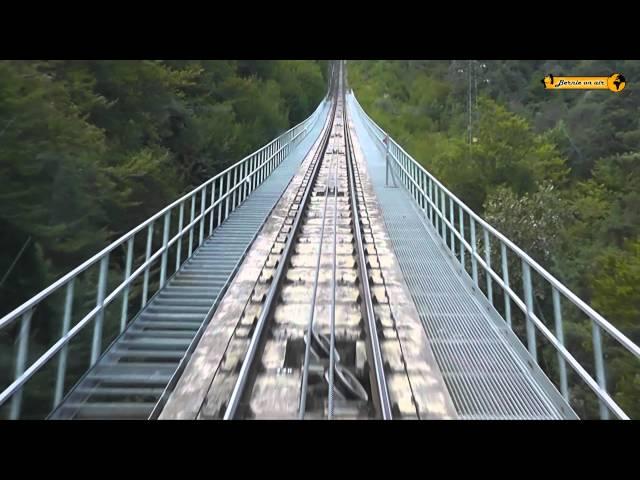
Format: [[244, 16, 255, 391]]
[[541, 73, 626, 92]]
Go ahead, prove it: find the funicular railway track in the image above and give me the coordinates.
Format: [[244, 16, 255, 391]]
[[159, 60, 455, 421], [199, 61, 393, 419]]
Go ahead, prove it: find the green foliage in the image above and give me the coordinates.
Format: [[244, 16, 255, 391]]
[[0, 60, 326, 315]]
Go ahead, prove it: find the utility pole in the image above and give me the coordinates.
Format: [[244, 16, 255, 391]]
[[461, 60, 488, 163]]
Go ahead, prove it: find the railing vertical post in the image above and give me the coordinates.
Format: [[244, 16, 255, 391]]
[[243, 160, 249, 200], [160, 211, 171, 288], [271, 144, 275, 172], [552, 288, 568, 401], [484, 228, 493, 305], [421, 171, 426, 212], [266, 146, 270, 177], [440, 189, 446, 240], [209, 181, 216, 236], [592, 321, 610, 419], [176, 202, 184, 271], [263, 149, 268, 183], [522, 261, 538, 363], [428, 178, 433, 223], [251, 155, 256, 191], [459, 206, 465, 267], [91, 254, 109, 366], [470, 218, 478, 287], [10, 309, 33, 419], [188, 195, 196, 257], [501, 243, 512, 329], [411, 162, 415, 200], [263, 149, 267, 183], [449, 196, 455, 255], [225, 171, 231, 220], [232, 166, 238, 211], [199, 188, 206, 246], [429, 178, 436, 228], [217, 177, 223, 226], [54, 279, 75, 407], [142, 223, 154, 307], [120, 237, 134, 332]]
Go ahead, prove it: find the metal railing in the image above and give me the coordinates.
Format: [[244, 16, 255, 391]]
[[349, 92, 640, 420], [0, 97, 328, 419]]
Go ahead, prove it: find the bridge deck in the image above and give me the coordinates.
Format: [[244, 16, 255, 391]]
[[347, 94, 574, 420], [49, 103, 330, 420]]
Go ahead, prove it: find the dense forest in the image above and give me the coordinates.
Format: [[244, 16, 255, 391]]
[[348, 60, 640, 418], [0, 60, 328, 316]]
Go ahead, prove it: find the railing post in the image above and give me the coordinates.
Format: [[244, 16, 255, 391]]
[[243, 160, 249, 200], [120, 237, 134, 332], [522, 261, 538, 363], [10, 309, 33, 419], [552, 288, 568, 401], [449, 197, 455, 255], [501, 243, 512, 329], [410, 162, 415, 200], [428, 178, 433, 224], [251, 155, 256, 192], [225, 171, 231, 220], [142, 222, 154, 307], [421, 171, 426, 212], [429, 178, 437, 228], [470, 218, 478, 287], [188, 195, 196, 257], [91, 254, 109, 366], [384, 135, 390, 187], [440, 189, 446, 240], [592, 321, 610, 419], [54, 279, 75, 407], [176, 202, 184, 271], [459, 206, 465, 267], [160, 211, 171, 288], [232, 166, 238, 211], [217, 177, 223, 227], [209, 181, 216, 236], [199, 188, 206, 246], [484, 228, 493, 305]]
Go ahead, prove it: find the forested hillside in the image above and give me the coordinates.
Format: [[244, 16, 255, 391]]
[[348, 60, 640, 418], [0, 60, 328, 316]]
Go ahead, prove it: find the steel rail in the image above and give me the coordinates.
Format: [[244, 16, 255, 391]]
[[343, 98, 393, 420], [327, 108, 340, 419], [298, 161, 333, 418], [327, 61, 343, 419]]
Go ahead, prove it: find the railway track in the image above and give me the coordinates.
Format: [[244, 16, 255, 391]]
[[164, 60, 447, 420], [188, 61, 388, 419]]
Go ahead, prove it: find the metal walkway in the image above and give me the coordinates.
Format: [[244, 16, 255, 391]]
[[48, 103, 331, 420], [347, 93, 575, 419]]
